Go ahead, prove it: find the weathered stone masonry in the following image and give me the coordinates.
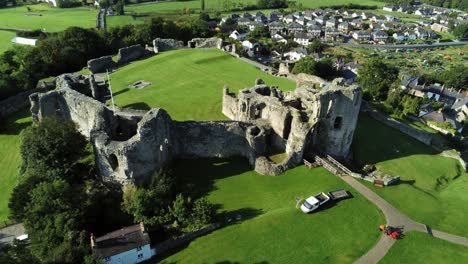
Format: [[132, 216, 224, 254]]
[[30, 74, 362, 183]]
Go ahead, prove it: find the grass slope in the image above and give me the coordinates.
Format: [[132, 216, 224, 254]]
[[110, 49, 295, 120], [0, 30, 16, 54], [379, 232, 468, 264], [0, 109, 32, 222], [160, 159, 383, 263], [0, 4, 97, 32], [352, 114, 468, 237]]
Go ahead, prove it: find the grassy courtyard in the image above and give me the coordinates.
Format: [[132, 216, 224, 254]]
[[379, 232, 468, 264], [352, 114, 468, 237], [159, 159, 383, 263], [0, 109, 32, 223], [110, 49, 295, 120], [0, 4, 97, 32]]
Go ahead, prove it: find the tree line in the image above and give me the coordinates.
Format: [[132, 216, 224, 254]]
[[0, 15, 213, 100]]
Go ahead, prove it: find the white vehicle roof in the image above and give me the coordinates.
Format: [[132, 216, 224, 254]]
[[16, 234, 28, 241], [305, 196, 319, 205]]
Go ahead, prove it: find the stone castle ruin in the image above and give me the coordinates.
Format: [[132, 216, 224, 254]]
[[29, 74, 362, 183]]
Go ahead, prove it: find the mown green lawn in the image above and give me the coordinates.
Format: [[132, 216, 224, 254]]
[[0, 109, 32, 222], [352, 113, 468, 237], [110, 49, 295, 120], [0, 30, 16, 54], [159, 159, 383, 263], [0, 4, 97, 32], [379, 232, 468, 264]]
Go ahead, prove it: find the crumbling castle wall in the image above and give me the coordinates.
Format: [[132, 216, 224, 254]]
[[153, 38, 184, 53], [116, 44, 151, 65], [87, 56, 116, 74], [188, 38, 223, 49], [30, 73, 362, 182]]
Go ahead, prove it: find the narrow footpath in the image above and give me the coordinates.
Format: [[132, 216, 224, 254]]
[[0, 223, 24, 248], [335, 175, 468, 264]]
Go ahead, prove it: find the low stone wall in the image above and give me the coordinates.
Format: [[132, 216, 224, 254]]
[[364, 107, 433, 146], [87, 56, 116, 74], [116, 44, 151, 65], [188, 37, 223, 49], [153, 223, 220, 256], [153, 38, 184, 53]]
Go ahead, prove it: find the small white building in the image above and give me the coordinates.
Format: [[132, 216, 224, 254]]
[[229, 30, 248, 41], [11, 37, 38, 46], [92, 222, 154, 264]]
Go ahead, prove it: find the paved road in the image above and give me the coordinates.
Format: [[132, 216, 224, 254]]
[[337, 41, 468, 49], [96, 9, 105, 30], [332, 175, 468, 264], [0, 223, 24, 248]]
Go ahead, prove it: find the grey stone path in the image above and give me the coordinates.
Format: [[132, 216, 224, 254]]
[[0, 223, 24, 248], [334, 175, 468, 264]]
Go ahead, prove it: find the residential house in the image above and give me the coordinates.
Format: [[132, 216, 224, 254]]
[[220, 14, 239, 24], [350, 19, 365, 28], [452, 97, 468, 122], [241, 40, 259, 51], [315, 16, 327, 25], [422, 111, 461, 134], [283, 14, 295, 24], [268, 11, 282, 22], [415, 28, 428, 39], [326, 17, 338, 28], [372, 30, 388, 42], [397, 4, 413, 13], [393, 32, 406, 41], [287, 22, 304, 34], [351, 12, 361, 18], [352, 30, 371, 41], [383, 4, 397, 12], [296, 16, 308, 25], [338, 22, 351, 33], [294, 32, 312, 46], [92, 222, 153, 264], [284, 48, 310, 61], [271, 33, 287, 44], [361, 12, 372, 20], [324, 27, 340, 39], [240, 12, 252, 19], [382, 22, 395, 30], [341, 69, 358, 84], [269, 22, 286, 34], [400, 75, 419, 89], [370, 23, 383, 30], [372, 15, 386, 23], [307, 25, 322, 37], [237, 17, 252, 26], [229, 30, 248, 41], [405, 31, 417, 40], [431, 23, 449, 33]]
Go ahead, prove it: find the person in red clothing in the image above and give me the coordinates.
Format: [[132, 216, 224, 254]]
[[390, 231, 399, 239]]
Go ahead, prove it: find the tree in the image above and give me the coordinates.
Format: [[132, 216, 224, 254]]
[[441, 65, 468, 90], [20, 118, 87, 174], [190, 197, 215, 230], [249, 25, 270, 40], [401, 95, 420, 116], [201, 0, 205, 11], [357, 58, 399, 101], [292, 57, 338, 80], [0, 239, 39, 264], [453, 23, 468, 40], [307, 40, 328, 53]]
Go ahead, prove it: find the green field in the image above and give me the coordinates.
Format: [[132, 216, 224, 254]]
[[379, 232, 468, 264], [0, 4, 97, 32], [0, 110, 31, 222], [159, 159, 383, 263], [352, 114, 468, 237], [0, 30, 16, 54], [110, 49, 295, 120]]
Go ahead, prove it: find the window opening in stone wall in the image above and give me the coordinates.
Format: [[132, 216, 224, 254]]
[[334, 116, 343, 129]]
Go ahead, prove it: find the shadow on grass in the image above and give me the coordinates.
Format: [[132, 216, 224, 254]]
[[113, 88, 130, 96], [173, 157, 251, 199], [0, 109, 32, 135], [351, 113, 439, 167], [122, 102, 152, 111]]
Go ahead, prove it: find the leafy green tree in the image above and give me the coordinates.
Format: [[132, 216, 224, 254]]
[[20, 118, 86, 174], [357, 58, 399, 101], [402, 95, 420, 116], [292, 57, 338, 80], [190, 197, 215, 230], [441, 65, 468, 90], [170, 194, 191, 226], [0, 239, 39, 264], [249, 25, 270, 40], [307, 40, 328, 53]]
